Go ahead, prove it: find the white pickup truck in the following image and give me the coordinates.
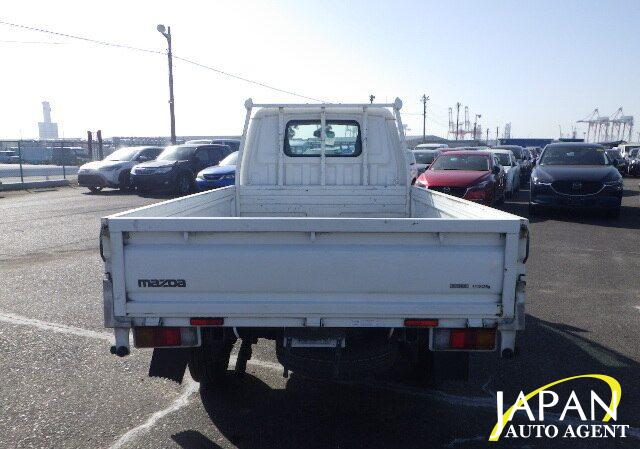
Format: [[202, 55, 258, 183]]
[[101, 99, 528, 385]]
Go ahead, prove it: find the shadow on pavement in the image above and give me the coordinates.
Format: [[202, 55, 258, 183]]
[[172, 430, 223, 449], [174, 314, 640, 449], [80, 188, 136, 196]]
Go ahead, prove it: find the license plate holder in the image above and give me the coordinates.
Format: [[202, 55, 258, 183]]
[[568, 196, 584, 206], [287, 338, 345, 348]]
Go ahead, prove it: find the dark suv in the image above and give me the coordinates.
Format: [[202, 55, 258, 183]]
[[130, 144, 232, 195], [529, 143, 623, 217]]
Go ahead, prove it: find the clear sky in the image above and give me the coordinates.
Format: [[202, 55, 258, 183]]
[[1, 0, 639, 140]]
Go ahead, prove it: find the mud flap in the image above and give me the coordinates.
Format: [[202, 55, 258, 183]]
[[148, 348, 190, 384]]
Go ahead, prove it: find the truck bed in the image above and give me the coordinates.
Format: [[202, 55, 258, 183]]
[[102, 186, 528, 328]]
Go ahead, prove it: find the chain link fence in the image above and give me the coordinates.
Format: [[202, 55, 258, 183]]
[[0, 139, 115, 189], [0, 136, 236, 190]]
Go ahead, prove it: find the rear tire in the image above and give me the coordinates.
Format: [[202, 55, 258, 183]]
[[176, 173, 192, 196], [188, 329, 235, 384], [88, 186, 103, 193]]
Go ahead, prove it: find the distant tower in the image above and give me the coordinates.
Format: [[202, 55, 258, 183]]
[[38, 101, 59, 140], [503, 123, 511, 139]]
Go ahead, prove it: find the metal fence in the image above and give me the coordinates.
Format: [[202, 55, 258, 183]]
[[0, 139, 112, 188], [0, 136, 239, 190]]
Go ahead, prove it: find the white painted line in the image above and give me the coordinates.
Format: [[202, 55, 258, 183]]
[[445, 435, 485, 448], [635, 306, 640, 312], [0, 311, 113, 342], [2, 312, 637, 443], [107, 378, 199, 449], [539, 322, 627, 368]]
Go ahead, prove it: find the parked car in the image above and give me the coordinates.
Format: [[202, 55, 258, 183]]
[[411, 149, 441, 173], [414, 143, 448, 151], [101, 99, 528, 391], [0, 150, 19, 163], [77, 146, 163, 193], [522, 148, 534, 168], [529, 143, 623, 217], [185, 139, 241, 152], [51, 146, 91, 166], [615, 143, 640, 159], [195, 151, 238, 191], [490, 149, 520, 197], [605, 148, 626, 175], [130, 143, 233, 195], [494, 145, 530, 182], [415, 150, 506, 206], [627, 148, 640, 176]]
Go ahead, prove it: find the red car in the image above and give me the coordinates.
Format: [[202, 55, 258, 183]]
[[414, 151, 506, 206]]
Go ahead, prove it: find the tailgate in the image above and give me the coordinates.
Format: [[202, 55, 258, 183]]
[[104, 217, 527, 325]]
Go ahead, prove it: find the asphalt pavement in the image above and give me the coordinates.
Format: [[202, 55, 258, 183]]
[[0, 181, 638, 449]]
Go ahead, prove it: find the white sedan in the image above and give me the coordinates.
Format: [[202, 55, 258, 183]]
[[490, 149, 520, 197], [77, 146, 163, 193]]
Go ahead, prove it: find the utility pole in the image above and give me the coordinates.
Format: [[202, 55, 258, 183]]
[[486, 128, 489, 145], [97, 130, 104, 160], [495, 126, 499, 145], [369, 94, 375, 104], [455, 102, 461, 140], [157, 24, 176, 145], [421, 94, 429, 143], [87, 131, 93, 161]]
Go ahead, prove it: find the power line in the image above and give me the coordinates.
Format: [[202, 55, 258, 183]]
[[0, 20, 161, 54], [171, 55, 322, 102], [0, 20, 323, 102], [0, 39, 65, 44]]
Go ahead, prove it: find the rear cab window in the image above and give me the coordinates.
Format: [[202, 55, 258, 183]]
[[284, 120, 362, 157]]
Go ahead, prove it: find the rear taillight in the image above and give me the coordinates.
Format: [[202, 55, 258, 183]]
[[433, 328, 496, 350], [404, 318, 439, 327], [133, 327, 199, 348], [190, 317, 224, 326]]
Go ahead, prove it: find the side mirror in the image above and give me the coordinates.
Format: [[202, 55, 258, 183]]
[[492, 166, 501, 175]]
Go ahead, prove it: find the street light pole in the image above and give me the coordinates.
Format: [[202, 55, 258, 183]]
[[157, 24, 176, 145]]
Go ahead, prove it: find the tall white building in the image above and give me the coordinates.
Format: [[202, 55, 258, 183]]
[[38, 101, 59, 140]]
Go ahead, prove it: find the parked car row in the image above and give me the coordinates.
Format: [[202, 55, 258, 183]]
[[412, 141, 624, 218], [78, 139, 241, 195], [627, 148, 640, 176], [606, 144, 640, 177]]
